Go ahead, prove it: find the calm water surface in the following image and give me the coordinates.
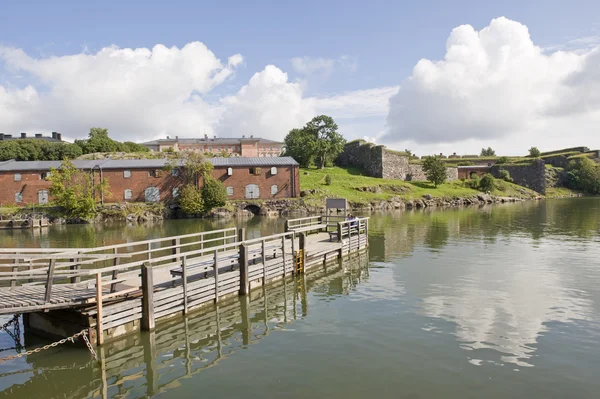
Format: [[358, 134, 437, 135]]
[[1, 198, 599, 398]]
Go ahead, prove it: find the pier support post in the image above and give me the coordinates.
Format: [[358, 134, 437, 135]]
[[298, 232, 306, 274], [96, 272, 104, 346], [239, 244, 249, 295], [44, 259, 56, 303], [172, 238, 181, 263], [182, 256, 188, 315], [141, 263, 155, 331]]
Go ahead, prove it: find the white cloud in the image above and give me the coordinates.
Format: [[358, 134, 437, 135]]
[[385, 17, 600, 154], [311, 86, 399, 119], [290, 56, 335, 76], [0, 42, 242, 141], [216, 65, 315, 140]]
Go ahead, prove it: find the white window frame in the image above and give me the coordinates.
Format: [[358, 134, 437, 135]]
[[124, 170, 131, 179], [227, 167, 233, 176], [271, 167, 278, 175], [271, 185, 278, 195], [124, 189, 132, 200], [40, 172, 47, 180], [172, 187, 180, 198], [15, 192, 23, 203], [226, 186, 234, 196], [14, 173, 21, 182], [171, 168, 179, 177]]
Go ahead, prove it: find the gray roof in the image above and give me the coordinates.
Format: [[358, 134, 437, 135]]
[[0, 157, 298, 172], [456, 165, 492, 169]]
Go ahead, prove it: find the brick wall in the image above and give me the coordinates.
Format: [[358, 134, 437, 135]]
[[0, 164, 299, 206]]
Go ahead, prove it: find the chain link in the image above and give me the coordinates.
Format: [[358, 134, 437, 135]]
[[0, 315, 19, 332], [0, 329, 99, 363]]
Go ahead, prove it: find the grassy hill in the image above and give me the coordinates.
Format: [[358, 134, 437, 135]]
[[299, 166, 539, 205]]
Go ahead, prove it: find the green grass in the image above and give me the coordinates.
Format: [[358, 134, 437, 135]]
[[546, 187, 581, 198], [299, 167, 538, 204]]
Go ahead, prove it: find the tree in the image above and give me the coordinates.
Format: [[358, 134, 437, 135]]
[[496, 156, 509, 164], [75, 127, 148, 154], [47, 159, 109, 219], [422, 156, 447, 187], [123, 141, 149, 153], [179, 185, 205, 214], [0, 139, 82, 161], [284, 115, 346, 168], [480, 147, 496, 157], [479, 173, 495, 192], [165, 151, 213, 187], [202, 177, 227, 210], [567, 158, 600, 194], [529, 147, 541, 157], [498, 169, 513, 182]]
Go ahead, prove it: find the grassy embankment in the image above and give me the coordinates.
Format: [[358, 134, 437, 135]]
[[299, 166, 539, 206]]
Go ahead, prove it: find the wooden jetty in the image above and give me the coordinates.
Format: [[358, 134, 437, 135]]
[[0, 213, 369, 346]]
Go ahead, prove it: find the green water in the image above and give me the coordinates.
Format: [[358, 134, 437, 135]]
[[1, 198, 600, 398]]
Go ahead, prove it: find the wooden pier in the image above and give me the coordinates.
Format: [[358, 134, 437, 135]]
[[0, 215, 369, 346]]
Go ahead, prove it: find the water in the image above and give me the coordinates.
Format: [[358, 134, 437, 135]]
[[1, 198, 599, 398]]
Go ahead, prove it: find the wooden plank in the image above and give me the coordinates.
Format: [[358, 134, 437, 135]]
[[96, 273, 104, 345], [239, 243, 248, 295], [182, 257, 188, 315], [213, 251, 219, 304], [44, 259, 57, 302], [141, 263, 155, 331]]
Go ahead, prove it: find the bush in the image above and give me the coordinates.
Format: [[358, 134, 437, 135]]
[[496, 156, 509, 164], [479, 174, 495, 192], [325, 175, 332, 185], [529, 147, 541, 157], [567, 158, 600, 194], [202, 177, 228, 210], [422, 156, 447, 187], [498, 169, 513, 182], [465, 176, 480, 189], [179, 184, 204, 214]]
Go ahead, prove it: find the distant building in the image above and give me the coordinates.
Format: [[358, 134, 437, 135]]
[[141, 135, 284, 157], [0, 157, 299, 206], [0, 132, 63, 142]]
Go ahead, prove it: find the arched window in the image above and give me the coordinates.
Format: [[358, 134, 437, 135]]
[[124, 189, 133, 200], [226, 186, 234, 196], [271, 185, 278, 195], [145, 187, 160, 202]]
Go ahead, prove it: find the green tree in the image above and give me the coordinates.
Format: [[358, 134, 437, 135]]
[[165, 151, 213, 187], [283, 115, 346, 168], [0, 140, 82, 161], [179, 185, 205, 214], [496, 156, 509, 164], [122, 141, 149, 152], [422, 156, 447, 187], [202, 177, 227, 210], [480, 147, 496, 157], [498, 169, 513, 182], [75, 127, 147, 154], [567, 158, 600, 194], [47, 159, 108, 219], [479, 173, 495, 192], [529, 147, 541, 157]]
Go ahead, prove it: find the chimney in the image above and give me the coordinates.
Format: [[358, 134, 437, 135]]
[[242, 135, 245, 138], [166, 136, 170, 139], [5, 134, 12, 139], [250, 134, 254, 138], [0, 133, 4, 140], [175, 135, 179, 140], [21, 132, 27, 138], [439, 153, 443, 157], [204, 134, 208, 140], [56, 133, 62, 141], [213, 135, 217, 139], [35, 134, 43, 138], [52, 132, 57, 139]]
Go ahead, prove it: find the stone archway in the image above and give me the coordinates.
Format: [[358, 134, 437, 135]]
[[244, 204, 261, 216]]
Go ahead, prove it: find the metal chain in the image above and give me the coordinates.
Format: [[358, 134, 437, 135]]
[[0, 315, 19, 332], [0, 329, 98, 363]]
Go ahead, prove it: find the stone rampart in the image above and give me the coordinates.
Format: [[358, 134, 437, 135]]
[[491, 159, 546, 194]]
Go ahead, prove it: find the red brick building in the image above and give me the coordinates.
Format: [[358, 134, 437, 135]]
[[141, 135, 284, 157], [0, 157, 299, 206]]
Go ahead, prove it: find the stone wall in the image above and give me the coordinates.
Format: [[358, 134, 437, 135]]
[[491, 159, 546, 194], [339, 141, 457, 182]]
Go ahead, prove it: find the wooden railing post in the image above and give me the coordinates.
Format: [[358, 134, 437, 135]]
[[337, 222, 343, 243], [365, 219, 369, 247], [261, 240, 266, 284], [281, 236, 287, 277], [111, 248, 120, 293], [70, 256, 81, 284], [172, 238, 181, 263], [96, 272, 104, 345], [239, 243, 249, 295], [213, 251, 219, 303], [11, 253, 19, 288], [182, 256, 188, 315], [44, 258, 56, 303], [284, 220, 290, 232], [141, 263, 155, 331], [238, 228, 246, 242], [298, 233, 306, 274]]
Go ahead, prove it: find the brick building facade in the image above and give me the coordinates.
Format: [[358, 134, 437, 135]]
[[141, 135, 283, 157], [0, 157, 299, 206]]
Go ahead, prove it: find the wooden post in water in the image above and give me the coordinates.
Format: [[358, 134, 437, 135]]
[[281, 236, 287, 277], [96, 272, 104, 345], [69, 256, 81, 284], [261, 240, 266, 284], [298, 233, 306, 274], [239, 243, 249, 295], [182, 256, 188, 315], [141, 263, 155, 331], [11, 253, 19, 288], [111, 248, 120, 293], [284, 219, 290, 232], [44, 258, 56, 302]]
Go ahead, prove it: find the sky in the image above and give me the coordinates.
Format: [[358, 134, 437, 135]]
[[1, 0, 600, 156]]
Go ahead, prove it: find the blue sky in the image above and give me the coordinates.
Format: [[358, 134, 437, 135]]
[[1, 0, 600, 154]]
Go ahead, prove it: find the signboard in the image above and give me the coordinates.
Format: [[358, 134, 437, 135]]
[[326, 198, 347, 210]]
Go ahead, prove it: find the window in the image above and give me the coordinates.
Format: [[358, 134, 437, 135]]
[[227, 167, 233, 176], [226, 186, 234, 196], [172, 187, 180, 198], [124, 170, 131, 178], [271, 185, 278, 195], [271, 167, 278, 175], [124, 189, 132, 200], [15, 192, 23, 203], [149, 170, 158, 178], [250, 167, 262, 175], [40, 172, 48, 180], [171, 168, 179, 177], [145, 187, 160, 202], [14, 173, 21, 182], [245, 184, 259, 199]]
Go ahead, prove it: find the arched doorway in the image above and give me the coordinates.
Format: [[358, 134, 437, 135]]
[[244, 204, 261, 216]]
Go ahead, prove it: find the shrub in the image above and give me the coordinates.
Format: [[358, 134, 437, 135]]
[[325, 175, 332, 185], [465, 176, 480, 189], [179, 184, 204, 214], [479, 174, 495, 192], [496, 156, 509, 164], [567, 158, 600, 194], [202, 177, 228, 210], [498, 169, 513, 182], [529, 147, 541, 157], [422, 156, 447, 187]]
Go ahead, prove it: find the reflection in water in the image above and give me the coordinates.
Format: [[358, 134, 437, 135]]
[[0, 254, 369, 398]]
